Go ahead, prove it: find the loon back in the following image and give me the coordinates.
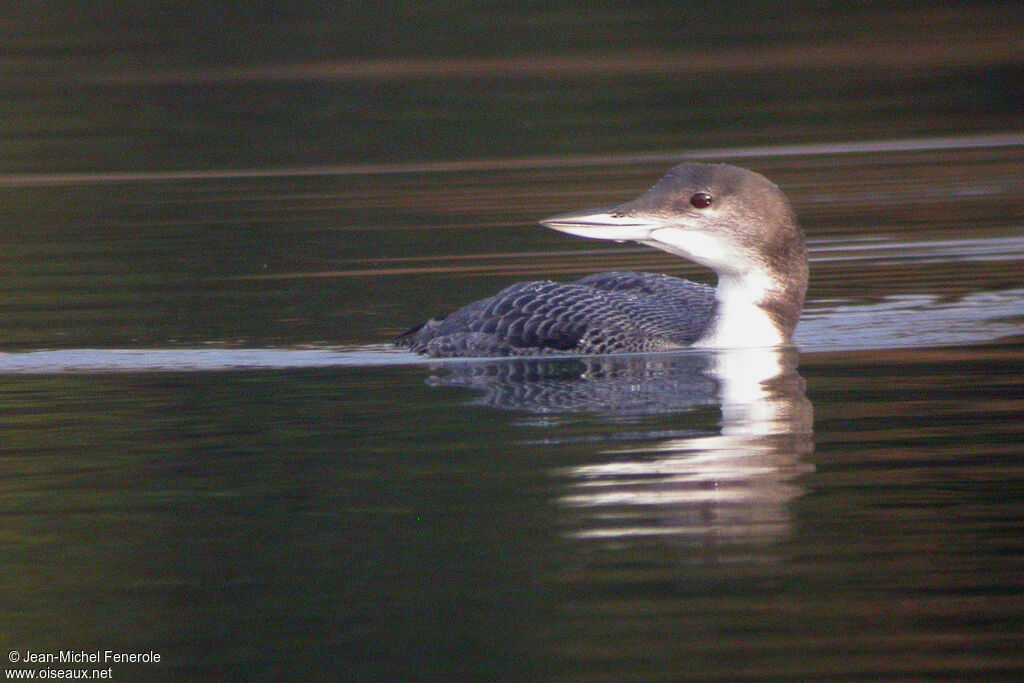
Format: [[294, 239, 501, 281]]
[[396, 162, 807, 358], [396, 272, 714, 357]]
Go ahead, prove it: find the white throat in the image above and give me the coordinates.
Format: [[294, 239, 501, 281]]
[[693, 273, 785, 349]]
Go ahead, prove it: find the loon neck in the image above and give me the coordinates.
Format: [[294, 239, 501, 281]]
[[693, 272, 799, 349]]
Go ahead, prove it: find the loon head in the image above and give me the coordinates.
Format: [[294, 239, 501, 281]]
[[540, 162, 808, 347]]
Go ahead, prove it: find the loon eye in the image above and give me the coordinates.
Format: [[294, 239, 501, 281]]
[[689, 192, 713, 209]]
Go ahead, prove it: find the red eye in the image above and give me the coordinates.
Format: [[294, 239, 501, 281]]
[[690, 192, 713, 209]]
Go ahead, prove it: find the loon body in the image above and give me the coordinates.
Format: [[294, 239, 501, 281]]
[[397, 163, 807, 357]]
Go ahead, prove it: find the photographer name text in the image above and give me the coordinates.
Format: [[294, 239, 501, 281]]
[[8, 651, 160, 665]]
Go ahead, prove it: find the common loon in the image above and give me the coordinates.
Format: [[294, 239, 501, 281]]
[[396, 162, 807, 357]]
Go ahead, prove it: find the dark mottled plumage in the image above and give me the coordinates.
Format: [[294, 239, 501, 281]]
[[395, 272, 714, 357]]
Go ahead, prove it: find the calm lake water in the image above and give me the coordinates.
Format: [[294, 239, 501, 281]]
[[2, 3, 1024, 682]]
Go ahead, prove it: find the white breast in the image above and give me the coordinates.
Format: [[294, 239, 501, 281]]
[[693, 274, 786, 348]]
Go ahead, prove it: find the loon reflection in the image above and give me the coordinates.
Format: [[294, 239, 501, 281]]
[[559, 348, 813, 545], [424, 346, 813, 547]]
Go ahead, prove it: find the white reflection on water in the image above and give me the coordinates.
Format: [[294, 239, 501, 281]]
[[558, 348, 814, 544], [797, 286, 1024, 352], [809, 235, 1024, 265], [0, 285, 1020, 374], [0, 345, 410, 373]]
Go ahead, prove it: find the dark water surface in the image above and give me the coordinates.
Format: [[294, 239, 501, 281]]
[[2, 3, 1024, 682]]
